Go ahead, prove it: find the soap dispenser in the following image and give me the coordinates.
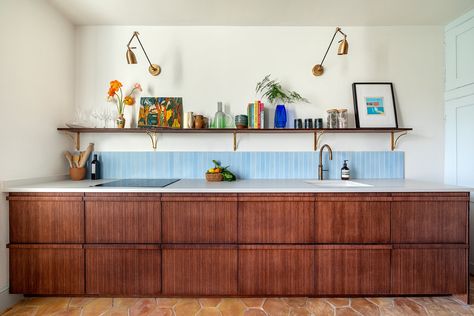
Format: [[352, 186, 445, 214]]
[[341, 160, 350, 180]]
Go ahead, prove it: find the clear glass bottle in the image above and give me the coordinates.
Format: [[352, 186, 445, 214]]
[[337, 109, 348, 128], [213, 102, 226, 128]]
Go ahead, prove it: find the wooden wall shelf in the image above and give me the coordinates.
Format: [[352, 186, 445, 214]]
[[57, 127, 413, 151]]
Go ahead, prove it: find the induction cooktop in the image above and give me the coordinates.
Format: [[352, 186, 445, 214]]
[[94, 179, 180, 188]]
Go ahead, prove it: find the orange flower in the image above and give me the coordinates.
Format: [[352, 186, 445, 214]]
[[110, 80, 122, 90], [124, 96, 135, 105]]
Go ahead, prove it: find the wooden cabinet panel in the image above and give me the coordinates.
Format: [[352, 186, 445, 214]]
[[85, 194, 161, 243], [9, 244, 84, 294], [315, 246, 391, 295], [238, 194, 314, 243], [162, 194, 237, 243], [162, 245, 238, 295], [239, 245, 314, 295], [9, 193, 84, 243], [315, 195, 391, 243], [391, 194, 468, 243], [85, 245, 161, 295], [392, 246, 468, 295]]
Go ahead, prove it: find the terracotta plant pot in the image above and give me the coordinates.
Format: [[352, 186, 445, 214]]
[[70, 167, 86, 181]]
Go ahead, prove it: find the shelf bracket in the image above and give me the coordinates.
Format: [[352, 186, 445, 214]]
[[314, 131, 324, 151], [233, 131, 237, 151], [146, 131, 158, 151], [63, 131, 81, 151], [391, 131, 408, 151]]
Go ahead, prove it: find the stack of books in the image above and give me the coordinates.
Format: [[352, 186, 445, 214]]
[[247, 101, 265, 129]]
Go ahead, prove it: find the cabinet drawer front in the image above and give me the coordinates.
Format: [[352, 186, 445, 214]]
[[9, 199, 84, 243], [162, 247, 238, 295], [391, 201, 468, 243], [392, 247, 467, 295], [85, 201, 161, 243], [239, 247, 314, 295], [239, 202, 314, 243], [86, 246, 161, 295], [9, 245, 84, 294], [315, 248, 391, 295], [315, 201, 390, 243], [162, 201, 237, 243]]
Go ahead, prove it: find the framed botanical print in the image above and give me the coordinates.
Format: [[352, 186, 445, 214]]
[[352, 82, 398, 128]]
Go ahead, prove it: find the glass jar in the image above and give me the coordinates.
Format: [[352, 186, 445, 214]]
[[326, 109, 338, 128], [337, 109, 348, 128]]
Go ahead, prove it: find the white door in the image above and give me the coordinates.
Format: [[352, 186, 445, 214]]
[[445, 9, 474, 271]]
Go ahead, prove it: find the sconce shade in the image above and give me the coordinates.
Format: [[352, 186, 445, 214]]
[[338, 38, 349, 55], [126, 48, 137, 64]]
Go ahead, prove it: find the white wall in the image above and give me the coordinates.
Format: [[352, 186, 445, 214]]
[[75, 25, 445, 182], [0, 0, 75, 311]]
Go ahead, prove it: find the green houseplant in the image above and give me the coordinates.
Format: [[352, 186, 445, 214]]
[[255, 75, 308, 128]]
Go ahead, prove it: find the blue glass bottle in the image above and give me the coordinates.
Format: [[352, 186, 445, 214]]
[[274, 105, 287, 128]]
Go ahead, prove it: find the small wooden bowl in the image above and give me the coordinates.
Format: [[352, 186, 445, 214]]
[[205, 173, 223, 182], [70, 167, 86, 181]]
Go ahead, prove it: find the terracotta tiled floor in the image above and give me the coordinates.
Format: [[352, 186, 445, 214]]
[[3, 278, 474, 316], [2, 296, 474, 316]]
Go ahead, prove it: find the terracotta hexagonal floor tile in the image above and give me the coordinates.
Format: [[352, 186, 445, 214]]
[[366, 297, 394, 308], [218, 298, 246, 316], [282, 298, 308, 308], [82, 298, 114, 316], [156, 298, 179, 308], [350, 298, 380, 315], [241, 298, 266, 308], [51, 307, 83, 316], [262, 298, 290, 316], [244, 309, 267, 316], [306, 298, 334, 315], [199, 298, 222, 307], [327, 298, 350, 308], [147, 307, 175, 316], [174, 299, 201, 316], [130, 298, 157, 316], [114, 298, 139, 308], [102, 306, 130, 316], [197, 307, 222, 316], [69, 298, 96, 308], [335, 307, 360, 316], [289, 307, 312, 316], [1, 306, 39, 316]]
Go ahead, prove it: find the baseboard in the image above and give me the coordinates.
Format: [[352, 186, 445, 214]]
[[0, 287, 22, 314]]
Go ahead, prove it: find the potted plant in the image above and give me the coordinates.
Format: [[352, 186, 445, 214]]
[[255, 75, 309, 128], [107, 80, 142, 128]]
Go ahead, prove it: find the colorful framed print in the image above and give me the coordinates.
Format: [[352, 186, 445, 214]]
[[138, 97, 183, 128], [352, 83, 398, 128]]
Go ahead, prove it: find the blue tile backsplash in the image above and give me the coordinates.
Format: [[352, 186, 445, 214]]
[[92, 151, 404, 180]]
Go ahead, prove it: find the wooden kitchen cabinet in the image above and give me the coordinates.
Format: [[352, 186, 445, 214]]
[[315, 194, 391, 243], [9, 244, 84, 294], [85, 245, 161, 295], [9, 193, 84, 243], [161, 194, 237, 243], [238, 194, 315, 243], [85, 193, 161, 243], [392, 245, 468, 295], [391, 193, 469, 243], [315, 245, 391, 295], [162, 245, 238, 295], [239, 245, 314, 295]]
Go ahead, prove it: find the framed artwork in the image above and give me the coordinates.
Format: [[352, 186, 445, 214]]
[[138, 97, 183, 128], [352, 83, 398, 128]]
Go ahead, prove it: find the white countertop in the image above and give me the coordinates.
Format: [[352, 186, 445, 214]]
[[3, 178, 472, 193]]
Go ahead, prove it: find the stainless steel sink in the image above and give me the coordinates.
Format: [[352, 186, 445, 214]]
[[305, 180, 373, 187]]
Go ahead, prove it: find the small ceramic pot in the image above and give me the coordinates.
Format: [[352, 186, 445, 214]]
[[194, 115, 204, 129], [116, 114, 125, 128], [70, 167, 86, 181]]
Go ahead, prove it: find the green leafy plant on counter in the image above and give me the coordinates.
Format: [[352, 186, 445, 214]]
[[206, 160, 236, 181], [255, 74, 309, 105]]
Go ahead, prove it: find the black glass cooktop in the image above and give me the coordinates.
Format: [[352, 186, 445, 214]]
[[94, 179, 180, 188]]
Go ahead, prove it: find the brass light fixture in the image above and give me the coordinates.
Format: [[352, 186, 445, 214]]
[[312, 27, 348, 76], [126, 31, 161, 76]]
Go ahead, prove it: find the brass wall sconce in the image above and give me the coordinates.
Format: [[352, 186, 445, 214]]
[[312, 27, 348, 76], [126, 31, 161, 76]]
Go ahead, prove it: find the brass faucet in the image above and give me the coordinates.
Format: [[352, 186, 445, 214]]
[[318, 144, 333, 180]]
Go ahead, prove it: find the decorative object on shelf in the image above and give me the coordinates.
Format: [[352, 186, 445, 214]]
[[183, 112, 194, 128], [235, 115, 248, 129], [193, 115, 205, 129], [255, 75, 308, 128], [352, 82, 398, 128], [138, 97, 183, 128], [213, 102, 226, 128], [313, 27, 349, 76], [304, 118, 313, 129], [126, 31, 161, 76], [107, 81, 142, 129], [294, 119, 303, 129], [337, 109, 348, 128], [205, 160, 236, 182], [314, 118, 324, 128], [327, 109, 338, 128], [246, 101, 265, 129]]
